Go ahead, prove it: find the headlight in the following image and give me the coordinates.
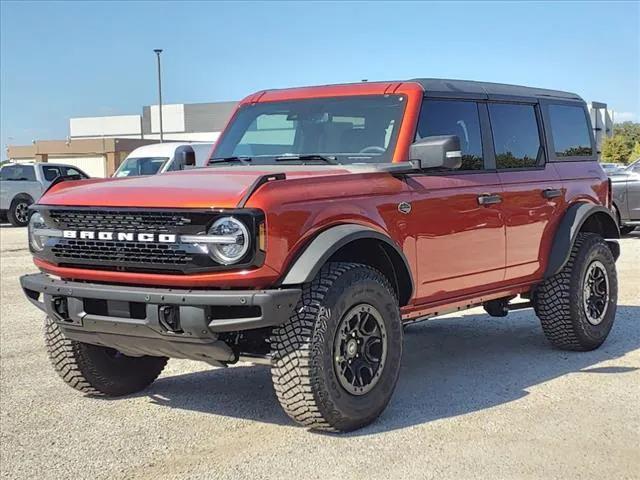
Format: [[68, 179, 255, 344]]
[[206, 217, 250, 265], [28, 212, 48, 252]]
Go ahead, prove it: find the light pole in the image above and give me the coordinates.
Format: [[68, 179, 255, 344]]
[[154, 49, 164, 143]]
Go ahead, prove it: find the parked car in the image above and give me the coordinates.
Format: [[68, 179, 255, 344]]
[[20, 79, 620, 432], [0, 162, 89, 226], [611, 158, 640, 234], [113, 142, 213, 177], [600, 162, 625, 175]]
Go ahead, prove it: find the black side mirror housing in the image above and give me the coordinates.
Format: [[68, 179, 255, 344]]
[[180, 151, 196, 169], [409, 135, 462, 170]]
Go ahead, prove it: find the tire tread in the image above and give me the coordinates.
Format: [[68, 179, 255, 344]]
[[270, 262, 398, 432]]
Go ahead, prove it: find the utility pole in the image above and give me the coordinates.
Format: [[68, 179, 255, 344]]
[[154, 49, 164, 142]]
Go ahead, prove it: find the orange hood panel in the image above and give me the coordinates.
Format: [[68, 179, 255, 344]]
[[39, 167, 353, 209]]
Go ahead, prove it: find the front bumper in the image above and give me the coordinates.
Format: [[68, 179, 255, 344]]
[[20, 273, 301, 365]]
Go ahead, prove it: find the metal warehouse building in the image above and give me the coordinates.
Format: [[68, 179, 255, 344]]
[[7, 100, 237, 177]]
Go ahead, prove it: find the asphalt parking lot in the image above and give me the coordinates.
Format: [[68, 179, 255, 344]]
[[1, 225, 638, 480]]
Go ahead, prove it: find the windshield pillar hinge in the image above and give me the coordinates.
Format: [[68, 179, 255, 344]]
[[237, 173, 286, 208]]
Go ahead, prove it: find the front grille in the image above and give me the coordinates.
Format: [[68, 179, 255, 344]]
[[37, 207, 263, 274], [47, 209, 192, 233], [51, 239, 193, 266]]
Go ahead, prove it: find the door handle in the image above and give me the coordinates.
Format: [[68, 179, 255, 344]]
[[477, 193, 502, 206], [542, 188, 562, 199]]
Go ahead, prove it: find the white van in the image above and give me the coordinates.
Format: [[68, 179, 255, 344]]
[[113, 142, 214, 177]]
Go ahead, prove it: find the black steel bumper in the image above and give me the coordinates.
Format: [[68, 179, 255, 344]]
[[20, 273, 301, 365]]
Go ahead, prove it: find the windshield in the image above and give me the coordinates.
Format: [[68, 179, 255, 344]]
[[114, 157, 169, 177], [210, 95, 406, 165]]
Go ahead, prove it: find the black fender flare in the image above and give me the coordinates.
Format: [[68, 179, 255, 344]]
[[280, 224, 414, 295], [545, 203, 620, 278]]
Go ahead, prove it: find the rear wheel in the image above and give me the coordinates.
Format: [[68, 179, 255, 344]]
[[8, 196, 32, 226], [534, 233, 617, 351], [270, 262, 403, 432], [45, 316, 168, 396]]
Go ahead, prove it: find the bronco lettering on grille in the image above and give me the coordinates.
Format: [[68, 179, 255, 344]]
[[62, 231, 177, 243]]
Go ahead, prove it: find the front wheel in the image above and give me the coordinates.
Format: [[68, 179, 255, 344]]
[[270, 262, 403, 432], [534, 233, 618, 351], [45, 316, 168, 396]]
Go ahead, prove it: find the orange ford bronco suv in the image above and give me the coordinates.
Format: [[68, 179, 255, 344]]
[[21, 79, 620, 432]]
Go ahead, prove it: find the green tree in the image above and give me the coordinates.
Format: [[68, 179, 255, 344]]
[[601, 135, 633, 164], [631, 142, 640, 162], [613, 122, 640, 145]]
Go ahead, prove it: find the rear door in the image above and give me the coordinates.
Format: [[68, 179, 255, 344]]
[[409, 98, 506, 304], [487, 102, 564, 282]]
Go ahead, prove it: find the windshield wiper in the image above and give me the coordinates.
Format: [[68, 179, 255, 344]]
[[208, 156, 252, 166], [275, 154, 339, 165]]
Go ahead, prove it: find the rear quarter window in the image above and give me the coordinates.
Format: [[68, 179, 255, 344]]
[[548, 104, 593, 158]]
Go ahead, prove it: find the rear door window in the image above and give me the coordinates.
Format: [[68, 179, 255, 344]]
[[417, 100, 484, 170], [0, 165, 37, 181], [488, 103, 543, 169], [548, 104, 593, 158], [42, 165, 62, 182]]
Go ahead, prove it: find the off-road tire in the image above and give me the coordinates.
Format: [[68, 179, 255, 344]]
[[45, 316, 168, 396], [534, 233, 617, 351], [270, 262, 403, 432], [8, 196, 32, 227]]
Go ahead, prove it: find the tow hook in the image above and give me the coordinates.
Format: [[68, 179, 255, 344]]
[[52, 296, 70, 321], [159, 305, 183, 333]]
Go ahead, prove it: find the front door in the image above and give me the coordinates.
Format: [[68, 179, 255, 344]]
[[408, 99, 506, 304], [627, 166, 640, 221]]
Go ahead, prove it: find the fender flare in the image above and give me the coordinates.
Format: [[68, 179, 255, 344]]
[[280, 224, 413, 293], [11, 192, 35, 204], [545, 203, 619, 278]]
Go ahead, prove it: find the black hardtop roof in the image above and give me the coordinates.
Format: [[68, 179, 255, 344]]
[[411, 78, 583, 102]]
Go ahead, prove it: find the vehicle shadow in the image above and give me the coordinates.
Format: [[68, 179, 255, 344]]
[[138, 305, 640, 434]]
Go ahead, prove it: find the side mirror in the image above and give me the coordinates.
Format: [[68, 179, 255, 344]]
[[409, 135, 462, 170], [180, 151, 196, 169]]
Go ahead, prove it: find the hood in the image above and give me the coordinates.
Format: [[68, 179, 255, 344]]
[[39, 166, 356, 209]]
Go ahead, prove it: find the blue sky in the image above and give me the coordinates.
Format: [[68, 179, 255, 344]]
[[1, 1, 638, 153]]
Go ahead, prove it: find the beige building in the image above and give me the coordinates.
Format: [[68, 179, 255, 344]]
[[6, 138, 159, 177], [6, 100, 237, 176]]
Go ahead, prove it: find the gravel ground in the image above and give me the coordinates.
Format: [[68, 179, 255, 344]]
[[1, 225, 638, 480]]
